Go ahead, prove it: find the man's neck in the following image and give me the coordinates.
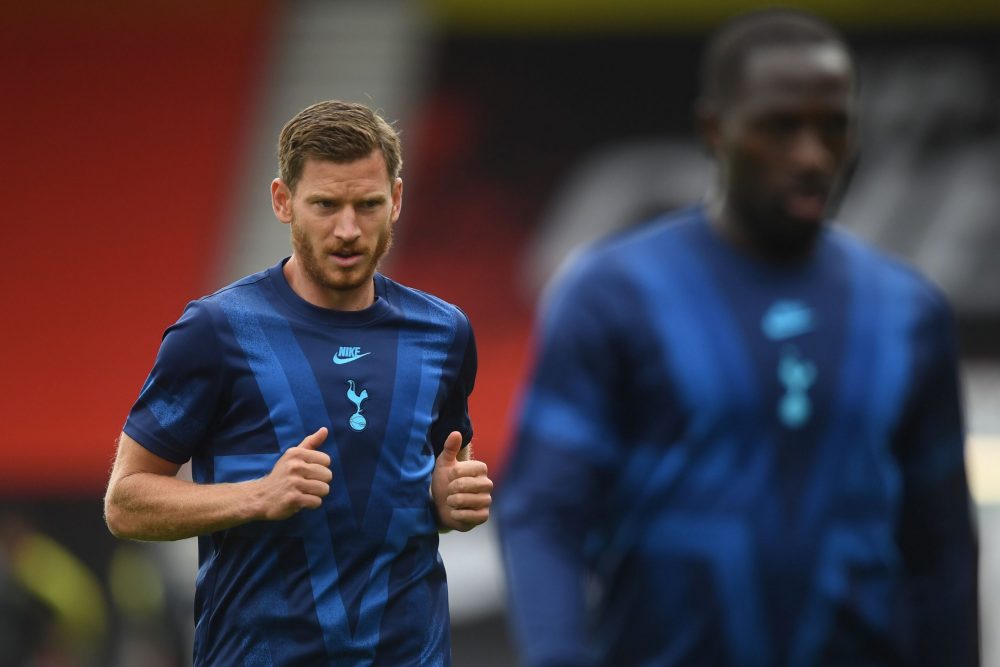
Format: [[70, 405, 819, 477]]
[[283, 257, 376, 311], [704, 196, 818, 265]]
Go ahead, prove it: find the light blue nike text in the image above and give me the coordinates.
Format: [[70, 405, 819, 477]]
[[333, 346, 371, 365]]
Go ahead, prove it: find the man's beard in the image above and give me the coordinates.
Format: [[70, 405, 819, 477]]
[[290, 217, 394, 295], [742, 207, 823, 260]]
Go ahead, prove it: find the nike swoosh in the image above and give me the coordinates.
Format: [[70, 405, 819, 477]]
[[764, 316, 813, 340], [332, 352, 372, 365], [762, 302, 814, 341]]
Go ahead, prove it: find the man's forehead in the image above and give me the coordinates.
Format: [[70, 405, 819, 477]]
[[302, 150, 387, 172], [740, 43, 853, 97], [299, 152, 392, 188]]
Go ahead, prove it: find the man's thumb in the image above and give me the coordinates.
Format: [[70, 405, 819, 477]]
[[299, 427, 329, 450], [438, 431, 463, 465]]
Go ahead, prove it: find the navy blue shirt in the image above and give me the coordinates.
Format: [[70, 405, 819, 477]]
[[125, 260, 476, 666], [498, 207, 977, 666]]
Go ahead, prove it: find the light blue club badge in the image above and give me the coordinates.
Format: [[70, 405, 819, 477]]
[[777, 346, 816, 429], [346, 379, 369, 431]]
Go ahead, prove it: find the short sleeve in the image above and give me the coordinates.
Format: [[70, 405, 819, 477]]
[[429, 313, 477, 454], [123, 300, 225, 464]]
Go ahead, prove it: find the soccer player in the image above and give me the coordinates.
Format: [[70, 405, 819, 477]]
[[497, 10, 979, 667], [104, 101, 493, 665]]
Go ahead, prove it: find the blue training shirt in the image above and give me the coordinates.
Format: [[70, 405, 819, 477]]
[[125, 259, 476, 667], [498, 207, 978, 667]]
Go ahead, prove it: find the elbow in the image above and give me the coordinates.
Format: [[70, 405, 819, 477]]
[[103, 488, 137, 540], [103, 498, 126, 539]]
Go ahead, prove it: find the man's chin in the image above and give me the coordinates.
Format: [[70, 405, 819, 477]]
[[320, 272, 374, 293], [743, 211, 821, 259], [784, 214, 824, 235], [785, 194, 827, 224], [769, 220, 822, 258]]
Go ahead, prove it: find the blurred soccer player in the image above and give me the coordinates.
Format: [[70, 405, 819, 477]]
[[498, 10, 978, 666], [104, 101, 492, 666]]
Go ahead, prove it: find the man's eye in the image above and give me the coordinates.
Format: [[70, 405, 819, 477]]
[[760, 116, 798, 136], [820, 115, 849, 138], [361, 200, 380, 210]]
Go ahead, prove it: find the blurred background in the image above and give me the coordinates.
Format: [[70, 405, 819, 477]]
[[0, 0, 997, 665]]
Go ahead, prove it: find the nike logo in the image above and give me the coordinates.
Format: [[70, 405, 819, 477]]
[[332, 346, 371, 365], [762, 300, 814, 341]]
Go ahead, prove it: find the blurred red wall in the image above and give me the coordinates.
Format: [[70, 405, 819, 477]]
[[0, 1, 278, 494]]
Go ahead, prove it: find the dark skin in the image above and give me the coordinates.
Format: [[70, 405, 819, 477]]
[[699, 42, 857, 262]]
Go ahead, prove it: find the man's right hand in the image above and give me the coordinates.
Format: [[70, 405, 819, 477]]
[[256, 427, 332, 521]]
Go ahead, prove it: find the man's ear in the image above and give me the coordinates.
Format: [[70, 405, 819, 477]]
[[390, 178, 403, 224], [271, 178, 293, 224]]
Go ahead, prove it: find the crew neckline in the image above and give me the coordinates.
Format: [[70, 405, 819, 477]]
[[691, 205, 832, 281], [267, 257, 394, 327]]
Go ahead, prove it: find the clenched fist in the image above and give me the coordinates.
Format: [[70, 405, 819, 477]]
[[255, 427, 333, 521]]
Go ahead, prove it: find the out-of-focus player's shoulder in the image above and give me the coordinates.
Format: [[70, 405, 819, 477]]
[[828, 224, 954, 324], [543, 206, 699, 311]]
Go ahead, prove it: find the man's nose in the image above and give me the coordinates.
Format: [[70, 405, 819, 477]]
[[334, 209, 362, 241], [789, 127, 832, 173]]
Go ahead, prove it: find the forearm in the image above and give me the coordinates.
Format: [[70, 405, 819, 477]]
[[900, 469, 979, 665], [500, 519, 591, 667], [106, 429, 331, 541], [105, 472, 264, 541], [905, 549, 979, 667], [496, 443, 603, 666]]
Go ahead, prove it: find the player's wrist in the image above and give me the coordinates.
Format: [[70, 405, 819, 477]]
[[240, 478, 272, 523]]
